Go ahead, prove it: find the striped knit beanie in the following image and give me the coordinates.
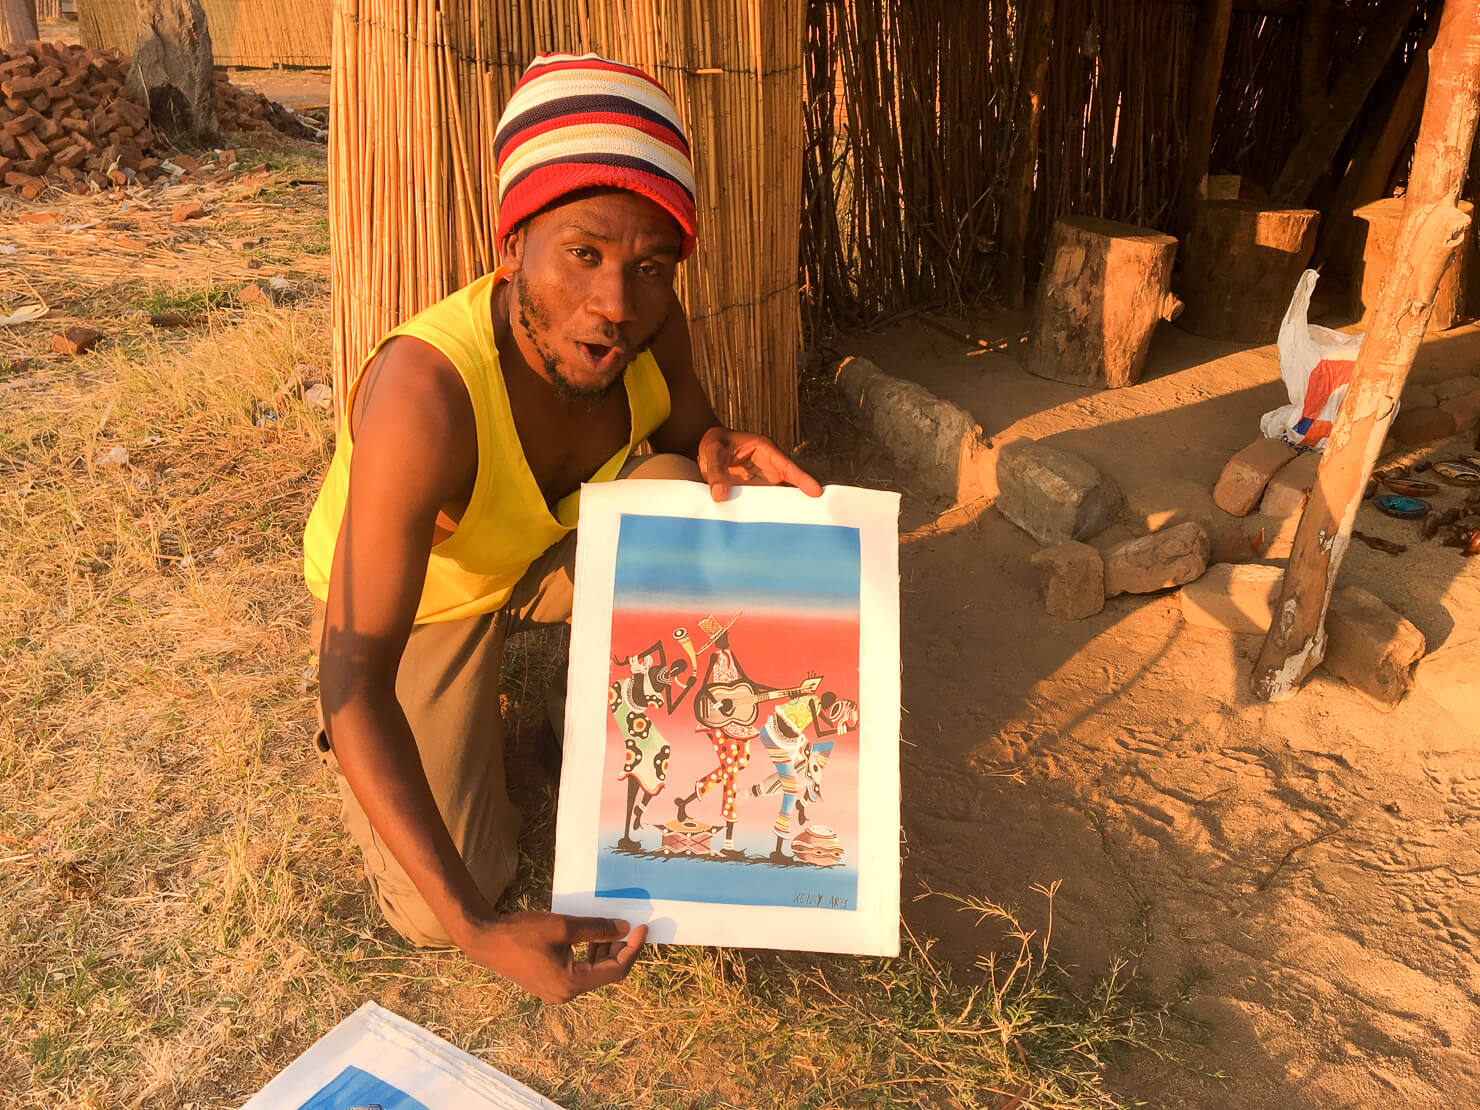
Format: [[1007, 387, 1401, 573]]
[[494, 53, 698, 260]]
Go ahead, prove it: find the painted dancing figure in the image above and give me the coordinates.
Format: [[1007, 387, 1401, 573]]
[[673, 614, 760, 854], [752, 691, 858, 862], [611, 633, 695, 850]]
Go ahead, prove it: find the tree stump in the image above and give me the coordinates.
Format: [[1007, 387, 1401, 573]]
[[1352, 197, 1473, 330], [126, 0, 218, 142], [1023, 216, 1179, 390], [1177, 201, 1319, 343]]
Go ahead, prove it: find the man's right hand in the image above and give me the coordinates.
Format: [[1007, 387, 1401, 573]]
[[458, 912, 649, 1005]]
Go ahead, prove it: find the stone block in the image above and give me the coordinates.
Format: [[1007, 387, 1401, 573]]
[[1179, 563, 1283, 634], [1322, 586, 1426, 711], [1389, 406, 1458, 446], [1029, 541, 1105, 620], [1103, 521, 1210, 597], [1260, 450, 1322, 517], [1439, 388, 1480, 431], [1401, 383, 1438, 409], [995, 441, 1123, 545], [1431, 375, 1480, 403], [1213, 436, 1298, 517], [1414, 640, 1478, 721], [834, 356, 985, 501]]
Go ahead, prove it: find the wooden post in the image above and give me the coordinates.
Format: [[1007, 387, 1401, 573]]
[[0, 0, 37, 47], [1252, 0, 1480, 702], [1298, 0, 1334, 132], [1024, 217, 1179, 390], [998, 0, 1053, 310], [1176, 0, 1234, 235], [1353, 18, 1439, 207], [1271, 0, 1421, 206]]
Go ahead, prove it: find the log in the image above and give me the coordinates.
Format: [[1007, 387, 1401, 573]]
[[126, 0, 217, 141], [1175, 0, 1234, 234], [1298, 0, 1334, 132], [0, 0, 36, 47], [1271, 0, 1422, 206], [1352, 196, 1472, 330], [998, 0, 1053, 310], [1176, 201, 1319, 343], [1024, 216, 1179, 389], [1252, 0, 1480, 703]]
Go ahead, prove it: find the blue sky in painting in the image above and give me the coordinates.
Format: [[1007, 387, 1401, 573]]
[[612, 514, 860, 613]]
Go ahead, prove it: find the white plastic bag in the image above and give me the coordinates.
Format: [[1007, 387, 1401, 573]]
[[1260, 269, 1365, 451]]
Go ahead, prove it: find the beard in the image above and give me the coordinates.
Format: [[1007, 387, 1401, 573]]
[[515, 278, 663, 404]]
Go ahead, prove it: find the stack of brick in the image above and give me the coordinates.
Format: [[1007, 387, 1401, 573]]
[[0, 41, 314, 199]]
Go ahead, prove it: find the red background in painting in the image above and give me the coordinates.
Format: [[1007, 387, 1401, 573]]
[[599, 606, 861, 851]]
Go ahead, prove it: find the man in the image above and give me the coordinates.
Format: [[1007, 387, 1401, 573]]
[[304, 53, 821, 1005]]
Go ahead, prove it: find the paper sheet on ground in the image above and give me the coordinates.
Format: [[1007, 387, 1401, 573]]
[[553, 480, 901, 956], [241, 1001, 562, 1109]]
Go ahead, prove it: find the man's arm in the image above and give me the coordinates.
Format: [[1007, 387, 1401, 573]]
[[319, 337, 645, 1003], [646, 292, 822, 500]]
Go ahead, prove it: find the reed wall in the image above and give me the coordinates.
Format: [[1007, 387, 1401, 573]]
[[330, 0, 804, 446], [79, 0, 332, 67]]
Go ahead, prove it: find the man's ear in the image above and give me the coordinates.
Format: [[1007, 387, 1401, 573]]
[[499, 223, 526, 272]]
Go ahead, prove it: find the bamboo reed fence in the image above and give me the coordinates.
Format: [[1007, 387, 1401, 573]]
[[798, 0, 1446, 334], [37, 0, 62, 23], [329, 0, 805, 447], [79, 0, 333, 67]]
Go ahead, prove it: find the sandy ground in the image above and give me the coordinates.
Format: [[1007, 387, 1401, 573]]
[[823, 310, 1479, 1108]]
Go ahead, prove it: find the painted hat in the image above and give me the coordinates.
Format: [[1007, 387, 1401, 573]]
[[493, 53, 698, 259]]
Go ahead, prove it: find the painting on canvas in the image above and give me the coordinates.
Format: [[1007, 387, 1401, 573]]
[[553, 480, 899, 956]]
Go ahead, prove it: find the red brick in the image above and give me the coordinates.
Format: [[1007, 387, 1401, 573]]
[[1030, 541, 1105, 620], [171, 198, 206, 222], [1322, 586, 1426, 711], [1213, 437, 1299, 516], [1390, 405, 1458, 445], [1439, 388, 1480, 430], [1180, 563, 1284, 634], [1260, 450, 1323, 516], [50, 326, 103, 356]]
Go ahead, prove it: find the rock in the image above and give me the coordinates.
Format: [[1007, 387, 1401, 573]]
[[833, 356, 986, 500], [995, 442, 1122, 545], [1389, 405, 1458, 446], [1260, 450, 1322, 517], [237, 282, 274, 306], [1179, 563, 1283, 634], [1029, 541, 1105, 620], [1103, 521, 1210, 597], [1206, 519, 1267, 564], [304, 383, 334, 411], [50, 325, 102, 355], [1431, 375, 1480, 403], [1439, 388, 1480, 430], [171, 198, 206, 222], [1213, 436, 1297, 517], [1400, 383, 1438, 409], [96, 445, 129, 467], [1414, 640, 1478, 721], [1322, 586, 1426, 711]]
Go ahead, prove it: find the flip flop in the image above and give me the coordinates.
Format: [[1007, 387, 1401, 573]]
[[1382, 476, 1440, 497], [1376, 494, 1431, 519], [1433, 461, 1480, 486]]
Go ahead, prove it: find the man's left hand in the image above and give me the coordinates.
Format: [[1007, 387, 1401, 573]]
[[697, 426, 823, 501]]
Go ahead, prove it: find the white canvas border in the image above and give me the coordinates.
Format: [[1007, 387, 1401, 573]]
[[552, 480, 900, 957]]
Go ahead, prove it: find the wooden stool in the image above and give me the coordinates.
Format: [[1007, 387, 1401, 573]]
[[1024, 216, 1180, 389], [1177, 201, 1319, 343], [1351, 197, 1472, 330]]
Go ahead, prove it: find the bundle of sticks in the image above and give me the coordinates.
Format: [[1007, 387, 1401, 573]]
[[0, 39, 313, 199]]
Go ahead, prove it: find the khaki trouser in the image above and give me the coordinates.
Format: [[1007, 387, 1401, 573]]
[[312, 452, 702, 947]]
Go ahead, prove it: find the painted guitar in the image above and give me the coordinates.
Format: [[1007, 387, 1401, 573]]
[[694, 676, 823, 730]]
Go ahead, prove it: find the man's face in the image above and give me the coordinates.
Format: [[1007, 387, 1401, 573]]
[[502, 189, 682, 401]]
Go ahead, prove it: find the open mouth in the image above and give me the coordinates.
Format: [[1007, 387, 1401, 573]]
[[576, 340, 624, 375]]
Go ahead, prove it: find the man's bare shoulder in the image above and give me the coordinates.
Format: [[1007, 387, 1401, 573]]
[[350, 334, 473, 444]]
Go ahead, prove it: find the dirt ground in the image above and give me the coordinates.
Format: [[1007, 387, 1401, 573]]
[[823, 308, 1479, 1108]]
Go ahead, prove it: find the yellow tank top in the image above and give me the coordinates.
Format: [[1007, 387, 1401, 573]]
[[303, 271, 672, 623]]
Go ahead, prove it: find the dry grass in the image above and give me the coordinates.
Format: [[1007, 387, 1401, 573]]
[[0, 145, 1197, 1110]]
